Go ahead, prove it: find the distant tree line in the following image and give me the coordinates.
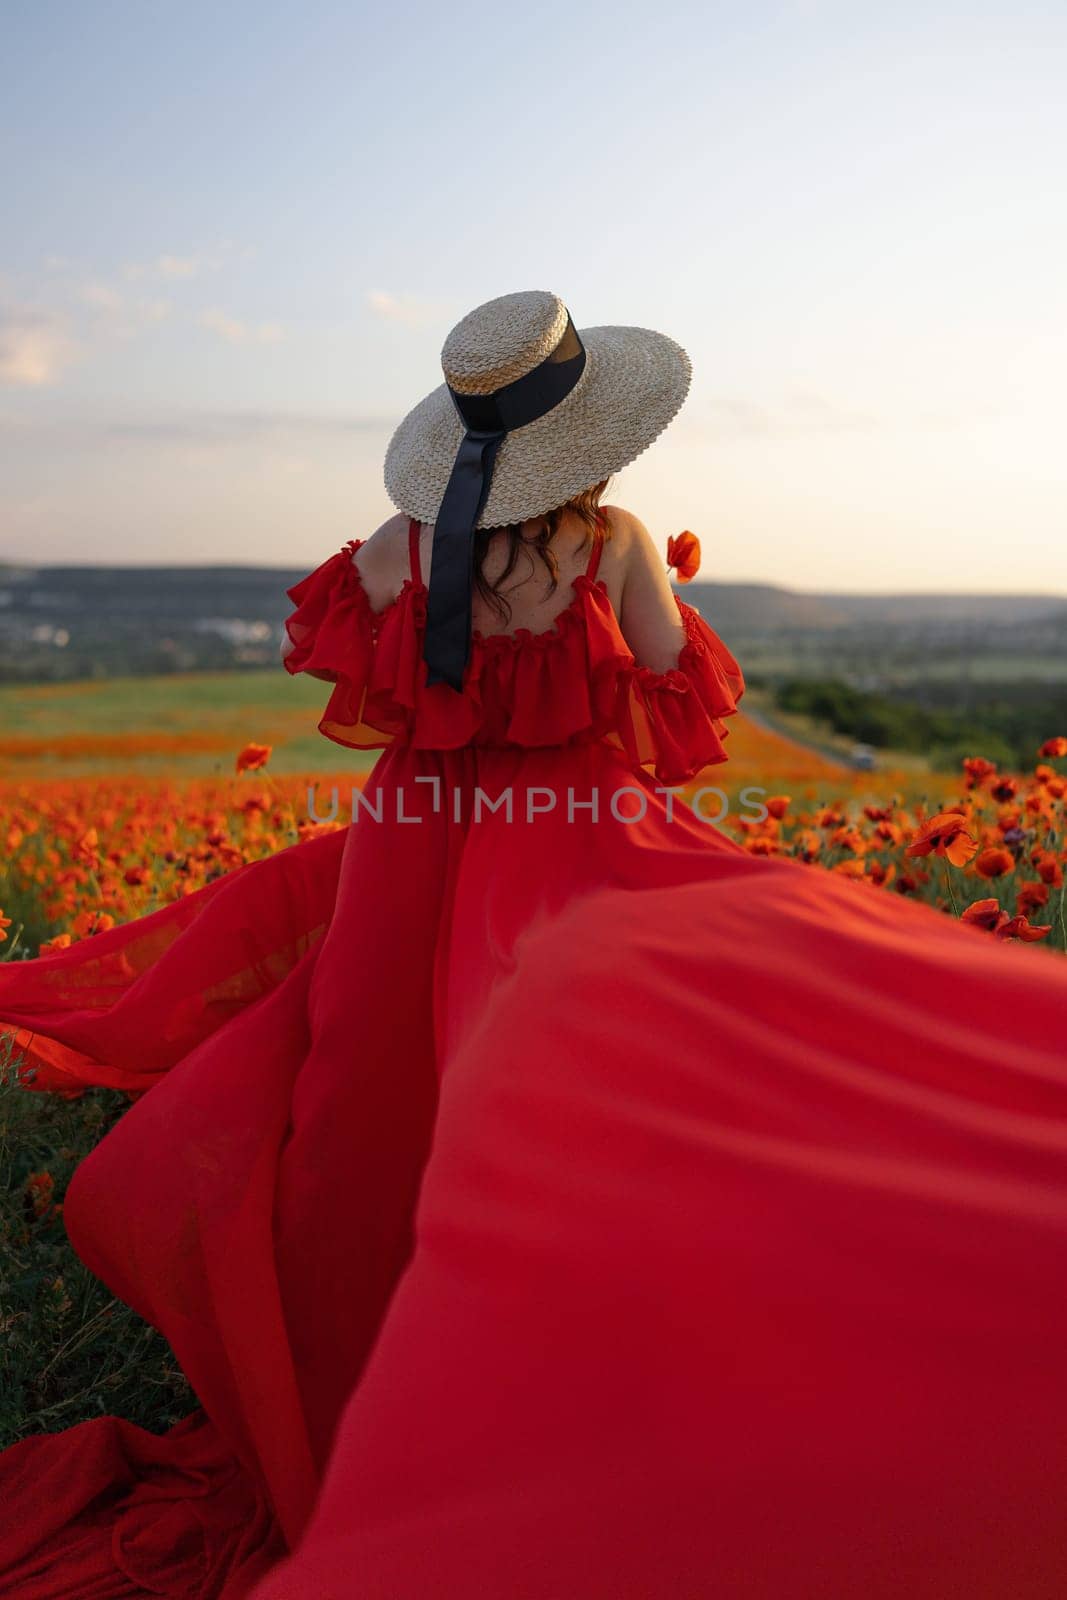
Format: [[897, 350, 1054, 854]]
[[775, 677, 1067, 770]]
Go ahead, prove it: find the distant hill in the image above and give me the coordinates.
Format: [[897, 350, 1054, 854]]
[[0, 560, 1064, 687], [683, 581, 1067, 632]]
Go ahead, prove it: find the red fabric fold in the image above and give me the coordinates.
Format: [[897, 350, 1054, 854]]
[[4, 731, 1067, 1597], [0, 1409, 283, 1600], [1, 827, 345, 1097], [617, 598, 746, 785], [282, 548, 744, 783], [283, 541, 381, 746]]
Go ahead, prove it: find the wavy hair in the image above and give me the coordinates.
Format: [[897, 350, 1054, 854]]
[[471, 476, 613, 627]]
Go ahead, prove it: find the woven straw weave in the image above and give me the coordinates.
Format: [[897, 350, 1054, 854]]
[[384, 290, 691, 530], [443, 289, 570, 395]]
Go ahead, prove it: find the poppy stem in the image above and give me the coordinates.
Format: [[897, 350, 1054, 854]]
[[942, 856, 961, 919]]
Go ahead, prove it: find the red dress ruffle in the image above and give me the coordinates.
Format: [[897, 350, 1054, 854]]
[[282, 535, 745, 786], [3, 523, 1067, 1599]]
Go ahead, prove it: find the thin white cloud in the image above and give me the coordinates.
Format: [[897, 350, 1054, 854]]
[[0, 313, 75, 388], [0, 407, 392, 443], [367, 290, 449, 330], [76, 282, 172, 341], [156, 254, 203, 279], [79, 282, 125, 312], [199, 308, 284, 345], [40, 247, 236, 284], [9, 248, 260, 370], [105, 409, 388, 441], [122, 247, 233, 282], [112, 298, 171, 340]]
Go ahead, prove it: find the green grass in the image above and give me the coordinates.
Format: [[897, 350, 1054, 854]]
[[0, 669, 319, 735], [736, 647, 1067, 686], [0, 1044, 195, 1446], [0, 875, 53, 961], [0, 668, 379, 777]]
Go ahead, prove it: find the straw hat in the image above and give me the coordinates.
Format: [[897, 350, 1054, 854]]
[[384, 289, 692, 529]]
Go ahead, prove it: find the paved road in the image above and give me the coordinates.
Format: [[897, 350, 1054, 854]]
[[742, 702, 855, 773]]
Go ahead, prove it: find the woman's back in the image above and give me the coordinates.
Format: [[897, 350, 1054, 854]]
[[349, 503, 689, 672], [280, 502, 746, 786]]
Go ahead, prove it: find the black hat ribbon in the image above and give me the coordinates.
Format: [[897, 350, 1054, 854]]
[[423, 313, 586, 691]]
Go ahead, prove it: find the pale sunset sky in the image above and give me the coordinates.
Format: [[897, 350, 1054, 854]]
[[2, 0, 1065, 592]]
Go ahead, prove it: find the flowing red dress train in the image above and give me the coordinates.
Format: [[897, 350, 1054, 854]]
[[3, 522, 1067, 1599]]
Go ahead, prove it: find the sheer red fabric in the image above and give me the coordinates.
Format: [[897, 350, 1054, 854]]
[[281, 521, 746, 785], [3, 527, 1067, 1598]]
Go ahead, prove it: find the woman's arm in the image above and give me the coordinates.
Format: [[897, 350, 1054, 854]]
[[350, 511, 414, 611], [280, 628, 337, 682], [279, 512, 407, 681], [615, 508, 688, 673]]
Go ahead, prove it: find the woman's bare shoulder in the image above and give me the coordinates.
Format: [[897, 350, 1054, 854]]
[[349, 511, 411, 609], [352, 510, 410, 563], [600, 504, 687, 673], [599, 504, 663, 574]]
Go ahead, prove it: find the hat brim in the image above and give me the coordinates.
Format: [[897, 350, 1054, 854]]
[[383, 325, 692, 530]]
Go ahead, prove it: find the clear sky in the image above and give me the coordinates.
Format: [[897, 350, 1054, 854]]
[[2, 0, 1065, 592]]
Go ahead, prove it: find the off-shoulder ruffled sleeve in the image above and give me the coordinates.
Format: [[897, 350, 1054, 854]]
[[281, 543, 745, 774], [614, 598, 745, 786], [283, 542, 379, 747]]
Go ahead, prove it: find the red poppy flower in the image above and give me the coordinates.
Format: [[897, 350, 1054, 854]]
[[71, 910, 115, 938], [905, 812, 979, 867], [1017, 881, 1050, 915], [74, 828, 100, 868], [961, 898, 1008, 933], [974, 846, 1014, 879], [1039, 736, 1067, 759], [666, 531, 701, 583], [1037, 857, 1064, 889], [996, 914, 1053, 943], [25, 1170, 55, 1218], [962, 757, 997, 788], [236, 743, 272, 774]]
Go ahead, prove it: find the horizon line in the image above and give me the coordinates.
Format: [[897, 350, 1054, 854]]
[[1, 557, 1064, 604]]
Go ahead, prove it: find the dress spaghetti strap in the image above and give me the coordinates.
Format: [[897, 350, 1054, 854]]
[[408, 519, 423, 585], [585, 515, 605, 582]]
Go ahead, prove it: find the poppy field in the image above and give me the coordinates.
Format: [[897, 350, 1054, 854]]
[[0, 671, 1064, 964], [1, 674, 1065, 1445]]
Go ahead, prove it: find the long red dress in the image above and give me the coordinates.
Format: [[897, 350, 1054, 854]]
[[3, 521, 1067, 1599]]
